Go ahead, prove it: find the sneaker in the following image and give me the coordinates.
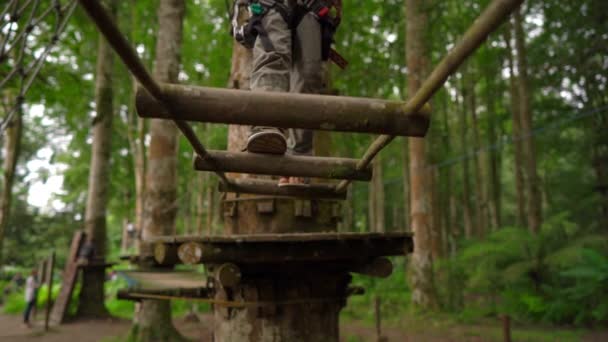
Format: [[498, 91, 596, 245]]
[[246, 127, 287, 155]]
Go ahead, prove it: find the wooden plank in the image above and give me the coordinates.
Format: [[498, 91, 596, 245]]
[[147, 232, 412, 244], [49, 262, 79, 325], [195, 151, 371, 181], [117, 288, 210, 302], [117, 271, 207, 291], [162, 235, 413, 265], [136, 84, 431, 137], [50, 231, 85, 325], [219, 179, 346, 200]]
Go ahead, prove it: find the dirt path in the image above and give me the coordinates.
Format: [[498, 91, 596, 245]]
[[1, 312, 605, 342]]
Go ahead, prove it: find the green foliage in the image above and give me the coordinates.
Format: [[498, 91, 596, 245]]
[[437, 213, 608, 325], [3, 290, 26, 314]]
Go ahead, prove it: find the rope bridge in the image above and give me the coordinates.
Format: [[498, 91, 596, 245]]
[[81, 0, 522, 199], [0, 0, 77, 132]]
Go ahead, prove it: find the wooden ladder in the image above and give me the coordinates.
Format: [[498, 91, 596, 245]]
[[49, 231, 85, 325]]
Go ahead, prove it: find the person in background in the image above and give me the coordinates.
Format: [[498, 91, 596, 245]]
[[23, 269, 38, 327]]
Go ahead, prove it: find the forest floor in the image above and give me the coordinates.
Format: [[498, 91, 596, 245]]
[[1, 311, 607, 341]]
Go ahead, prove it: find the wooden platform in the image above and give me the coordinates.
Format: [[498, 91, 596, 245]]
[[149, 232, 413, 265], [116, 271, 209, 302]]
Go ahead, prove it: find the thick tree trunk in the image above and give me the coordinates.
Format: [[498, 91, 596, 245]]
[[213, 11, 349, 338], [77, 0, 116, 317], [514, 10, 542, 234], [0, 104, 22, 265], [504, 25, 526, 227], [131, 0, 185, 340], [406, 0, 437, 310]]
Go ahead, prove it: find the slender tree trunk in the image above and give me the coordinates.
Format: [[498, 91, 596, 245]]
[[514, 10, 542, 234], [195, 172, 205, 235], [468, 69, 487, 238], [131, 0, 185, 340], [206, 175, 215, 235], [406, 0, 437, 310], [440, 95, 453, 254], [402, 140, 411, 230], [369, 157, 385, 233], [460, 73, 474, 239], [504, 24, 526, 227], [77, 0, 117, 317], [0, 104, 22, 265], [484, 73, 502, 230], [430, 167, 443, 259]]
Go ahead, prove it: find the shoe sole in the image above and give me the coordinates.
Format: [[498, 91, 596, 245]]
[[247, 131, 287, 155]]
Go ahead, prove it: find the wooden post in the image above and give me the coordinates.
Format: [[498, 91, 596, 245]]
[[502, 315, 512, 342], [45, 251, 55, 331]]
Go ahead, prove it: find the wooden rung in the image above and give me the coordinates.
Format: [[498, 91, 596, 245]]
[[195, 150, 371, 181], [136, 84, 431, 137], [219, 178, 346, 200]]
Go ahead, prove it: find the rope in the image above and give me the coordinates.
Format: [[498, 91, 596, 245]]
[[77, 0, 230, 186], [335, 0, 525, 193], [0, 0, 77, 133]]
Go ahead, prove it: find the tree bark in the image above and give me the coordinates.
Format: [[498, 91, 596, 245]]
[[467, 68, 488, 238], [369, 157, 385, 233], [131, 0, 185, 340], [77, 0, 116, 317], [0, 103, 22, 265], [504, 24, 526, 227], [484, 71, 502, 231], [514, 10, 542, 234], [406, 0, 438, 310], [460, 72, 474, 239], [213, 9, 349, 339]]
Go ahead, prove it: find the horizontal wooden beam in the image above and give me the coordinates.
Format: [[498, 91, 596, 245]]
[[148, 233, 413, 265], [219, 179, 346, 200], [117, 288, 210, 302], [148, 232, 412, 244], [136, 84, 431, 137], [195, 151, 371, 181]]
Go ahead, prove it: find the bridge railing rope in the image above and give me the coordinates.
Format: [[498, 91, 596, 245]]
[[77, 0, 524, 199]]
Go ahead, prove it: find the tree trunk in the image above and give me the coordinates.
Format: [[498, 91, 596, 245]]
[[514, 10, 542, 234], [484, 72, 502, 231], [131, 0, 185, 340], [402, 139, 410, 230], [0, 103, 22, 265], [373, 157, 385, 233], [77, 0, 117, 317], [406, 0, 437, 310], [213, 10, 349, 339], [467, 69, 488, 238], [460, 72, 474, 239], [195, 172, 205, 235], [504, 24, 526, 227]]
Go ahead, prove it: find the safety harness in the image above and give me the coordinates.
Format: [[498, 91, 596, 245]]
[[231, 0, 348, 69]]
